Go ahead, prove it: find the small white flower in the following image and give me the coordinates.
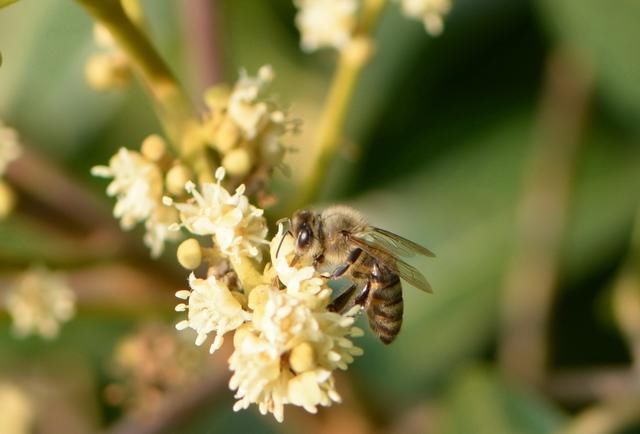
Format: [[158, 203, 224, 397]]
[[175, 273, 250, 353], [171, 168, 268, 262], [228, 66, 274, 140], [0, 382, 34, 434], [4, 266, 76, 339], [399, 0, 452, 35], [294, 0, 359, 52], [0, 121, 21, 177], [92, 148, 163, 230], [143, 205, 182, 258]]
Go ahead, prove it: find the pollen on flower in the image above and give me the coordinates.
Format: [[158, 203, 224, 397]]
[[293, 0, 359, 52], [398, 0, 452, 35], [4, 266, 76, 339], [175, 273, 251, 353]]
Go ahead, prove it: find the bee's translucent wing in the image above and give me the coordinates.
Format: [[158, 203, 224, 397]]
[[349, 235, 433, 293], [367, 227, 436, 258]]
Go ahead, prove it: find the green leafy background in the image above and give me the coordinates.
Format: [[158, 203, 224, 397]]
[[1, 0, 639, 433]]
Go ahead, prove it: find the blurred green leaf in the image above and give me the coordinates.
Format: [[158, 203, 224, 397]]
[[441, 366, 565, 434], [537, 0, 640, 126], [0, 216, 101, 266], [350, 110, 640, 407]]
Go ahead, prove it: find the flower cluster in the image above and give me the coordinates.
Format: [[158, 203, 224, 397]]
[[399, 0, 452, 35], [168, 167, 268, 263], [293, 0, 359, 52], [0, 121, 21, 219], [293, 0, 452, 52], [92, 136, 182, 257], [105, 322, 213, 415], [92, 67, 293, 256], [85, 24, 131, 90], [200, 66, 297, 190], [4, 266, 76, 339], [173, 223, 363, 422]]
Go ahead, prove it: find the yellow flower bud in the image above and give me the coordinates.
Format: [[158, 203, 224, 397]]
[[140, 134, 167, 162], [204, 84, 231, 111], [165, 164, 193, 196], [289, 342, 316, 374], [215, 118, 240, 153], [222, 148, 253, 177], [176, 238, 202, 270], [85, 53, 130, 90], [0, 180, 15, 219]]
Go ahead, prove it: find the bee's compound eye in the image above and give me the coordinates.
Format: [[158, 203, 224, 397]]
[[297, 228, 311, 249]]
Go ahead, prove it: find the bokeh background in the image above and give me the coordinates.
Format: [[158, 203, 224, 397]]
[[1, 0, 640, 433]]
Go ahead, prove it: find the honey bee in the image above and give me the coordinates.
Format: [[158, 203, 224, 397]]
[[280, 205, 434, 344]]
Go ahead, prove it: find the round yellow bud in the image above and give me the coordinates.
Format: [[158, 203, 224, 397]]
[[85, 53, 130, 90], [0, 181, 16, 219], [290, 342, 316, 374], [141, 134, 166, 162], [215, 118, 240, 153], [222, 148, 253, 177], [176, 238, 202, 270], [165, 164, 193, 196]]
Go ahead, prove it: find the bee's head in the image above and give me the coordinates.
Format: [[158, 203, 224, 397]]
[[290, 209, 323, 263]]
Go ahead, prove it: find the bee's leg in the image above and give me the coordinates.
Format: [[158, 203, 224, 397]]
[[354, 281, 371, 307], [328, 284, 357, 313], [327, 248, 363, 279]]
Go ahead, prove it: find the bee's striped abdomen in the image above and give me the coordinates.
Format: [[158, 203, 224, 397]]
[[367, 264, 403, 345]]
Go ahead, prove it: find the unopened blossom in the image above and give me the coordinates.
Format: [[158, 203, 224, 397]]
[[0, 121, 21, 176], [175, 273, 251, 353], [92, 148, 163, 230], [294, 0, 359, 51], [168, 168, 268, 262], [399, 0, 452, 35], [0, 383, 33, 434], [4, 266, 76, 339]]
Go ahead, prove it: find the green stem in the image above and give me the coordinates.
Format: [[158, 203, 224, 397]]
[[75, 0, 215, 183], [289, 0, 386, 211]]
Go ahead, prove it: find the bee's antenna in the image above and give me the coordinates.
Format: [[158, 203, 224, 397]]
[[275, 218, 292, 259], [275, 230, 293, 259]]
